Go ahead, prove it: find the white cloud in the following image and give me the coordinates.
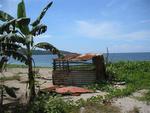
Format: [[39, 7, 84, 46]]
[[75, 20, 150, 41], [76, 20, 120, 39], [119, 30, 150, 40]]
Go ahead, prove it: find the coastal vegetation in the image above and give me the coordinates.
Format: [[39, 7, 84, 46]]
[[0, 0, 150, 113], [27, 61, 150, 113], [0, 0, 61, 104], [0, 0, 62, 112]]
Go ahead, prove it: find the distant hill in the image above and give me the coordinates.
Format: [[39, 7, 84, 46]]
[[18, 49, 76, 55], [32, 50, 74, 55]]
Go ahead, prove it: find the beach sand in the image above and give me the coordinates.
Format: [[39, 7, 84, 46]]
[[0, 68, 53, 104], [1, 68, 150, 113]]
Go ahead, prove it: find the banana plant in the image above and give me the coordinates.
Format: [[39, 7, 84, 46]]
[[0, 0, 61, 102]]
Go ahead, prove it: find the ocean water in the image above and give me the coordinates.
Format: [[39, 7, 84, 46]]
[[6, 52, 150, 67]]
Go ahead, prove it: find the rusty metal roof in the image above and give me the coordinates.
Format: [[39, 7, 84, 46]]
[[55, 53, 100, 61], [72, 53, 98, 61]]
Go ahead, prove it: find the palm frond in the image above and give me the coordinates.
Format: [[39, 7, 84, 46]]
[[31, 24, 47, 36], [0, 19, 16, 34], [17, 0, 29, 35], [31, 2, 53, 27], [0, 34, 26, 45], [0, 10, 14, 22], [0, 43, 21, 51], [0, 50, 28, 65], [34, 42, 61, 56]]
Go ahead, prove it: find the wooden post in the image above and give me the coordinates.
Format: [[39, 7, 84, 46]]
[[92, 55, 106, 81], [62, 60, 64, 70], [67, 60, 69, 72], [53, 59, 56, 71], [59, 60, 61, 70]]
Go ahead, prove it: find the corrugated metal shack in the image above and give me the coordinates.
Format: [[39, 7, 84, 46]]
[[52, 53, 106, 86]]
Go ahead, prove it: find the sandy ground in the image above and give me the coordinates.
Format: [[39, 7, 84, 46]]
[[1, 68, 53, 104], [1, 68, 150, 113], [64, 90, 108, 101], [112, 90, 150, 113]]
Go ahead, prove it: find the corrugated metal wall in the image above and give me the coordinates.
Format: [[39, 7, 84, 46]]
[[52, 70, 96, 86]]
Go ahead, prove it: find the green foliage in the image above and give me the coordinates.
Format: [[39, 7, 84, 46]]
[[86, 61, 150, 99], [28, 94, 119, 113], [107, 61, 150, 82], [17, 0, 26, 18], [31, 2, 53, 27], [28, 94, 75, 113], [17, 0, 29, 35], [87, 95, 103, 104], [0, 10, 14, 22], [2, 51, 28, 65], [0, 0, 61, 101], [85, 82, 114, 92], [35, 42, 61, 56], [105, 61, 150, 98], [136, 90, 150, 104], [31, 24, 47, 36]]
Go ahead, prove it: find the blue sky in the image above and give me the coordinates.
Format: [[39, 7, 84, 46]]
[[0, 0, 150, 53]]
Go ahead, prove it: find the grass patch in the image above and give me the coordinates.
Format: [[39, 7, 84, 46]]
[[136, 90, 150, 104], [84, 81, 115, 92], [71, 104, 120, 113], [85, 61, 150, 99], [28, 94, 120, 113], [106, 61, 150, 98]]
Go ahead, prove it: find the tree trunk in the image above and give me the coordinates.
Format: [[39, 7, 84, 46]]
[[0, 86, 4, 113], [27, 45, 35, 102]]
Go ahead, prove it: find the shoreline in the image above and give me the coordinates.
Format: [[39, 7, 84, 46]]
[[6, 64, 53, 68]]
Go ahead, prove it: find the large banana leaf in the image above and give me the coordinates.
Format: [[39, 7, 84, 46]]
[[0, 34, 26, 45], [16, 17, 30, 26], [34, 42, 61, 55], [17, 0, 26, 18], [0, 43, 21, 51], [6, 33, 27, 45], [0, 19, 16, 33], [31, 2, 53, 27], [0, 34, 6, 42], [0, 50, 28, 65], [31, 24, 47, 36], [17, 0, 30, 35], [0, 10, 14, 22]]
